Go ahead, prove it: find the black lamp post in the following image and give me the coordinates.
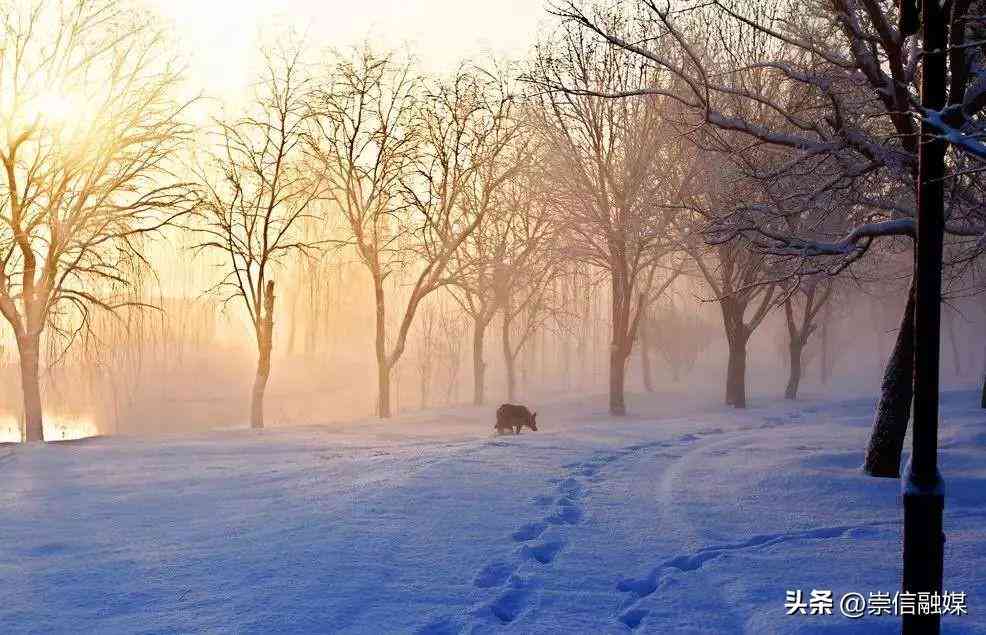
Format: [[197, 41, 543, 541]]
[[900, 0, 947, 632]]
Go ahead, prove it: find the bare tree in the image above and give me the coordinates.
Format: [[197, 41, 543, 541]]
[[692, 240, 778, 407], [437, 309, 467, 405], [413, 304, 440, 409], [0, 0, 193, 441], [194, 47, 321, 430], [647, 299, 711, 383], [782, 278, 834, 399], [530, 13, 685, 415], [450, 127, 545, 406], [306, 48, 418, 418], [498, 224, 563, 402], [309, 50, 519, 417]]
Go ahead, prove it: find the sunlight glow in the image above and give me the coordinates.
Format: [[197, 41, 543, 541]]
[[0, 415, 99, 443], [140, 0, 546, 101], [34, 92, 75, 124], [19, 89, 94, 141]]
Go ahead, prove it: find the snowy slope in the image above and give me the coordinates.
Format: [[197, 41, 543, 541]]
[[1, 390, 985, 634]]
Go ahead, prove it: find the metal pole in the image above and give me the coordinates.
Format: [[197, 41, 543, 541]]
[[902, 0, 947, 632]]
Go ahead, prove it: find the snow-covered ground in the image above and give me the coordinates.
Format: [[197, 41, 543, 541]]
[[2, 389, 985, 634]]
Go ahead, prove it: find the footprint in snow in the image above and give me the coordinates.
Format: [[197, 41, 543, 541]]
[[555, 477, 583, 497], [474, 561, 516, 588], [415, 616, 461, 635], [485, 577, 540, 624], [512, 522, 547, 542], [26, 543, 71, 557], [574, 464, 599, 477], [531, 494, 555, 507], [521, 540, 565, 564], [488, 586, 534, 624], [546, 498, 583, 525], [761, 417, 787, 428], [620, 608, 649, 630]]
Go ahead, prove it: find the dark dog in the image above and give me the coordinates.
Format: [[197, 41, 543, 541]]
[[495, 404, 538, 435]]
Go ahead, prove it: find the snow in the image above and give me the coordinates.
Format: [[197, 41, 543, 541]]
[[924, 107, 986, 161], [2, 389, 986, 633]]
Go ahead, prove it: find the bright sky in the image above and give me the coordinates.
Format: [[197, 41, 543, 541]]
[[141, 0, 549, 100]]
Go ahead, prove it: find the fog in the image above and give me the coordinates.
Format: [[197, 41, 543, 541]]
[[6, 2, 986, 633], [3, 249, 979, 442], [1, 0, 985, 447]]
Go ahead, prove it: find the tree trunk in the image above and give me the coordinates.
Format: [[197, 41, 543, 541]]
[[609, 345, 629, 415], [472, 318, 488, 406], [502, 315, 517, 402], [373, 270, 391, 418], [863, 280, 916, 477], [377, 362, 391, 417], [725, 338, 748, 408], [17, 333, 44, 442], [719, 297, 751, 409], [640, 318, 655, 393], [609, 262, 633, 416], [251, 342, 271, 429], [785, 340, 803, 400], [783, 298, 805, 400], [251, 281, 275, 430]]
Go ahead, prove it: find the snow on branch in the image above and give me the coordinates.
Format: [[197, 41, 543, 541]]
[[922, 64, 986, 160], [744, 218, 915, 257], [924, 108, 986, 160]]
